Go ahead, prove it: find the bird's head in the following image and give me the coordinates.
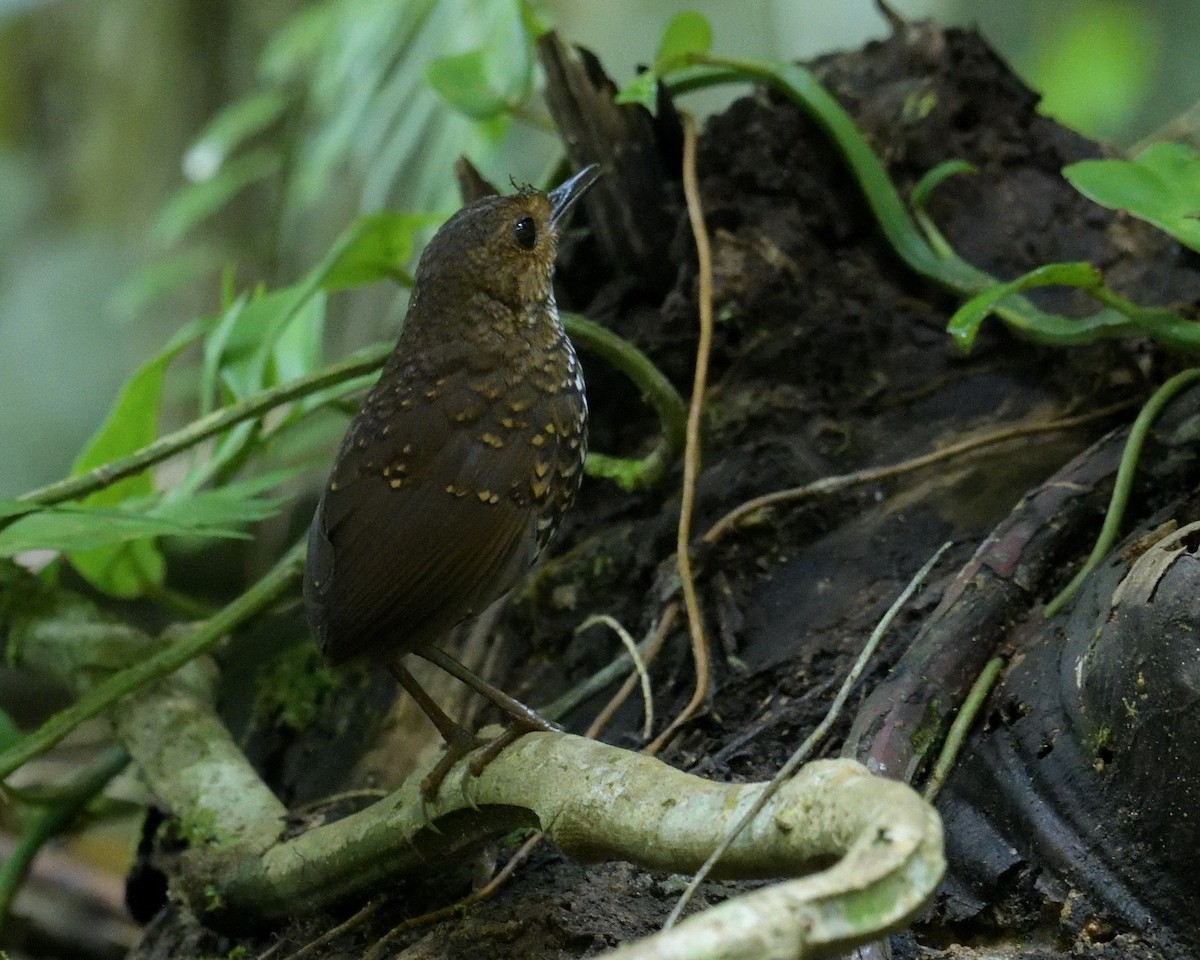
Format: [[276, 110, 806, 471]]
[[410, 164, 600, 315]]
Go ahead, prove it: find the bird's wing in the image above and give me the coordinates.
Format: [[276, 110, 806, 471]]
[[305, 363, 543, 663]]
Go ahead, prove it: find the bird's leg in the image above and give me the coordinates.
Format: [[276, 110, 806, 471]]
[[388, 660, 482, 800], [415, 645, 562, 733]]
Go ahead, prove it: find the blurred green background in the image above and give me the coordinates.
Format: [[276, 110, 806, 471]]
[[0, 0, 1193, 497]]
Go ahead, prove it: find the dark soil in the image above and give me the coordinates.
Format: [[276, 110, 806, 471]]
[[128, 21, 1200, 960]]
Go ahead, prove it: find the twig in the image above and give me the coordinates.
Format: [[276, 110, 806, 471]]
[[576, 615, 655, 739], [663, 542, 951, 928], [276, 897, 385, 960], [360, 832, 543, 960], [252, 940, 286, 960], [703, 403, 1135, 545], [1044, 370, 1200, 616], [538, 603, 677, 724], [922, 656, 1004, 802], [646, 110, 714, 757], [588, 603, 678, 738], [290, 789, 389, 817]]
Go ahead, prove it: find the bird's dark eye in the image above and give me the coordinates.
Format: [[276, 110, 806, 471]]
[[513, 216, 537, 250]]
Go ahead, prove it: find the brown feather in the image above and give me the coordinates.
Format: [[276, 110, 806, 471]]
[[304, 171, 595, 670]]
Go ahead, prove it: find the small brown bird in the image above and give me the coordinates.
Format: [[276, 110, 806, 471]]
[[305, 165, 599, 788]]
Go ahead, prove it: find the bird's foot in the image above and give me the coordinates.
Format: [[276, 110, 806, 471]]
[[420, 726, 485, 803], [466, 728, 521, 778], [466, 715, 560, 779]]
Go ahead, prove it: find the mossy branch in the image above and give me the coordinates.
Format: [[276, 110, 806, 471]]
[[194, 744, 941, 958], [4, 560, 942, 957], [0, 541, 305, 782]]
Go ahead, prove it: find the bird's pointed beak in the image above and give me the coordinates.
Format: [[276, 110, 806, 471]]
[[548, 164, 601, 230]]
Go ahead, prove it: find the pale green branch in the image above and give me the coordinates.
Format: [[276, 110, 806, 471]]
[[185, 737, 942, 953], [0, 541, 305, 781]]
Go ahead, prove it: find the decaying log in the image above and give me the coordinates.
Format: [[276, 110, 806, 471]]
[[537, 31, 679, 293]]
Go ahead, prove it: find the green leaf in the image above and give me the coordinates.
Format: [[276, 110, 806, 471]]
[[615, 70, 660, 112], [272, 292, 325, 386], [67, 321, 208, 597], [426, 49, 508, 121], [178, 287, 320, 496], [0, 508, 250, 557], [615, 11, 713, 112], [184, 91, 289, 182], [200, 295, 250, 414], [180, 421, 258, 499], [1064, 143, 1200, 253], [153, 149, 282, 246], [236, 290, 326, 399], [321, 212, 441, 290], [0, 473, 293, 557], [654, 11, 712, 71], [206, 287, 323, 404], [947, 262, 1102, 352], [72, 322, 205, 478], [151, 472, 292, 530]]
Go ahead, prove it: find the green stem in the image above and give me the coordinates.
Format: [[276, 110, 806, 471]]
[[923, 657, 1005, 801], [16, 347, 391, 513], [564, 312, 687, 489], [0, 746, 129, 934], [0, 541, 306, 782], [1043, 368, 1200, 617]]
